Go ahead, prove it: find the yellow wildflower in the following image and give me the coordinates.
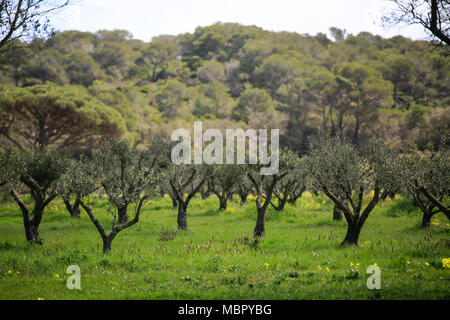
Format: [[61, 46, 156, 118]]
[[442, 258, 450, 269], [425, 262, 430, 266]]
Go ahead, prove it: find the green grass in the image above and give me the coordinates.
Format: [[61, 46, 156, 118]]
[[0, 193, 449, 300]]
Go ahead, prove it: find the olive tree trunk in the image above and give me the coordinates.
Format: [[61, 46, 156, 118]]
[[219, 196, 227, 211], [238, 190, 248, 205], [63, 196, 81, 218], [117, 203, 128, 224], [177, 201, 188, 231], [11, 188, 56, 245], [341, 221, 363, 246], [253, 207, 266, 237], [333, 204, 343, 221], [171, 197, 177, 208], [421, 213, 432, 229]]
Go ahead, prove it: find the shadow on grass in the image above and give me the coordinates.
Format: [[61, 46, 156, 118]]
[[0, 239, 40, 252], [194, 208, 222, 217], [291, 219, 345, 230]]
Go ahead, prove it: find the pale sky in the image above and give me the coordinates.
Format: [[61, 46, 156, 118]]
[[51, 0, 429, 42]]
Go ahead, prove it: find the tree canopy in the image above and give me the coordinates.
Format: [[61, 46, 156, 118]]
[[0, 23, 448, 153]]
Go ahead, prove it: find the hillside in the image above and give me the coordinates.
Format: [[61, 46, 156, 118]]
[[0, 23, 449, 153]]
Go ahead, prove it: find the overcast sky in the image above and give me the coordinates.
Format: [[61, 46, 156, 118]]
[[51, 0, 429, 42]]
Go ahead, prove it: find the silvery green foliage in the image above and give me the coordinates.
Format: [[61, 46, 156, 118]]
[[8, 148, 70, 243], [245, 147, 298, 211], [423, 152, 450, 197], [208, 163, 244, 195], [402, 150, 450, 197], [60, 138, 169, 205], [59, 138, 170, 251], [24, 149, 69, 184], [272, 155, 309, 207], [58, 156, 99, 199], [308, 137, 401, 200], [308, 137, 401, 245], [93, 138, 168, 208], [12, 148, 70, 202], [0, 146, 23, 187], [246, 147, 298, 190], [166, 162, 211, 203], [401, 149, 450, 221]]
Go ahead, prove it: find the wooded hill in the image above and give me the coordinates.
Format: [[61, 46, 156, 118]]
[[0, 23, 448, 153]]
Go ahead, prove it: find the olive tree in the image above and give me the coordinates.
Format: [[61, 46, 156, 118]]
[[308, 137, 400, 246], [55, 159, 84, 219], [236, 174, 253, 205], [62, 138, 166, 253], [61, 192, 81, 218], [270, 155, 308, 211], [94, 138, 168, 224], [166, 163, 211, 231], [9, 149, 68, 244], [199, 183, 212, 200], [287, 160, 308, 206], [246, 148, 297, 237], [207, 164, 243, 211], [401, 150, 449, 228]]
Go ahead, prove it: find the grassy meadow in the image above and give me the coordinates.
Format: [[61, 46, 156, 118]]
[[0, 192, 449, 300]]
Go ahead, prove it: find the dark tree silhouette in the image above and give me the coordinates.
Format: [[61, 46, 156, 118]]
[[383, 0, 450, 46], [0, 0, 69, 49]]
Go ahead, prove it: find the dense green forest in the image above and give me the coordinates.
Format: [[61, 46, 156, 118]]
[[0, 23, 448, 154]]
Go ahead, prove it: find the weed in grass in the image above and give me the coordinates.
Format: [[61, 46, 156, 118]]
[[157, 227, 177, 242]]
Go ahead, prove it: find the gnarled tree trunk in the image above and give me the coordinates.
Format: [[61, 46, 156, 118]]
[[333, 198, 348, 221], [117, 203, 128, 224], [63, 196, 81, 218], [341, 220, 362, 246], [288, 195, 297, 205], [333, 204, 343, 221], [254, 207, 266, 238], [11, 188, 48, 245], [177, 201, 188, 231], [24, 221, 41, 244], [421, 213, 432, 229], [102, 234, 117, 253], [238, 190, 248, 205], [219, 196, 227, 211]]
